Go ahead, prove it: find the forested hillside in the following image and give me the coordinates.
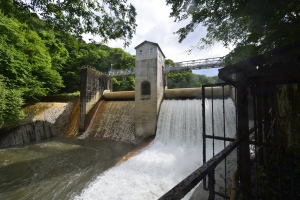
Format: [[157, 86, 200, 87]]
[[165, 59, 223, 89], [0, 0, 137, 127], [0, 1, 222, 128]]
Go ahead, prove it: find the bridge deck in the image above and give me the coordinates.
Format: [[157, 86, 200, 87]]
[[107, 57, 224, 78]]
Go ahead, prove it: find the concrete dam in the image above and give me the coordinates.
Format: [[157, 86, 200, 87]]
[[0, 41, 236, 199], [72, 41, 235, 199], [74, 99, 236, 199]]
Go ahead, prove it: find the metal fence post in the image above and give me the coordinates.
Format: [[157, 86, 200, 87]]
[[202, 85, 207, 190], [208, 170, 215, 200], [237, 77, 251, 199]]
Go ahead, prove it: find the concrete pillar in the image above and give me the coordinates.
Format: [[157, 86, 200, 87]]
[[135, 42, 165, 138], [107, 78, 111, 91], [236, 76, 251, 199], [79, 68, 102, 132], [256, 85, 264, 165], [163, 73, 168, 89]]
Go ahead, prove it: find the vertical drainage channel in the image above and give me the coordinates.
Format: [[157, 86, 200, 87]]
[[79, 100, 104, 139]]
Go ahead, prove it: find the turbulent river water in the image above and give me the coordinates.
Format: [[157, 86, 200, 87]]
[[0, 137, 134, 200], [0, 98, 236, 200]]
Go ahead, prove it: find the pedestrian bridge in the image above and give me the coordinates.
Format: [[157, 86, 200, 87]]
[[107, 57, 223, 78]]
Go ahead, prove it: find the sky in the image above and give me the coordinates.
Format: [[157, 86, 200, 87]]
[[82, 0, 231, 77]]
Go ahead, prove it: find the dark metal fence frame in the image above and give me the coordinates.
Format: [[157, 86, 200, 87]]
[[159, 83, 237, 200], [159, 81, 297, 200], [202, 83, 235, 200]]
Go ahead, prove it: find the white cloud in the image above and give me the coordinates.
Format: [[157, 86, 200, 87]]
[[82, 0, 230, 76]]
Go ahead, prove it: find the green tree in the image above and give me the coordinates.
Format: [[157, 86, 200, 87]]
[[0, 75, 25, 128], [110, 48, 136, 91], [1, 0, 137, 47], [54, 36, 136, 92], [211, 75, 224, 84], [113, 76, 135, 91], [0, 13, 64, 101], [165, 59, 175, 65], [38, 30, 69, 72], [166, 0, 300, 64], [165, 59, 222, 88], [168, 71, 202, 89], [165, 59, 223, 88]]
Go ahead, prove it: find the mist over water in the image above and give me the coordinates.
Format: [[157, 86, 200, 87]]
[[75, 99, 236, 200]]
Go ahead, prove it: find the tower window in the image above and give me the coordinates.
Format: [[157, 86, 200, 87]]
[[149, 48, 154, 53], [141, 81, 151, 95], [139, 50, 143, 55]]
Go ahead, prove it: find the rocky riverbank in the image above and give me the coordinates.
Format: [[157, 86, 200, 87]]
[[0, 96, 80, 148]]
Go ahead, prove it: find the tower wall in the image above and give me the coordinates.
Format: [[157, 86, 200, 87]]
[[134, 41, 165, 138]]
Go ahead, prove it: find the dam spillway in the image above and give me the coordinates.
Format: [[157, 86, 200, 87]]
[[79, 101, 144, 144], [75, 98, 236, 200]]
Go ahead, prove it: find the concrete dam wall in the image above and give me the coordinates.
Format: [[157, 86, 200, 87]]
[[102, 86, 230, 100], [103, 91, 135, 99], [164, 86, 230, 99]]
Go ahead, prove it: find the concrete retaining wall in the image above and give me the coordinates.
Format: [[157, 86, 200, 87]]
[[0, 97, 80, 148], [79, 68, 104, 132]]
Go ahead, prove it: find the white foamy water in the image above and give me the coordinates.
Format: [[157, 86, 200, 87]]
[[74, 99, 236, 200]]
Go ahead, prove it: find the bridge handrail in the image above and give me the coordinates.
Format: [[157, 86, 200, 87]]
[[108, 68, 135, 77], [106, 57, 224, 77], [165, 57, 223, 69]]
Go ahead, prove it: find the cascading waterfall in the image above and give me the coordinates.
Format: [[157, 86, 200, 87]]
[[74, 98, 236, 200], [79, 101, 141, 144]]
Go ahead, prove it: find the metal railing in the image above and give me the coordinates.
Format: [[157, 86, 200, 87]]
[[107, 68, 135, 78], [159, 83, 237, 200], [159, 124, 265, 200], [159, 82, 298, 200], [164, 57, 223, 73], [159, 138, 241, 200], [202, 83, 236, 199], [241, 84, 297, 200], [106, 57, 224, 77]]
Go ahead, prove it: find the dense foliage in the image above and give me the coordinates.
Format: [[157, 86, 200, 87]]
[[0, 0, 229, 127], [0, 13, 64, 101], [113, 76, 135, 91], [55, 35, 136, 92], [0, 0, 137, 127], [165, 59, 223, 89], [167, 71, 223, 89], [166, 0, 300, 64], [1, 0, 137, 47], [0, 75, 24, 127]]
